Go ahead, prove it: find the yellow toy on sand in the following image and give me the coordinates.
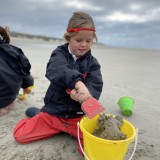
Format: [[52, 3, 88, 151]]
[[18, 86, 35, 100]]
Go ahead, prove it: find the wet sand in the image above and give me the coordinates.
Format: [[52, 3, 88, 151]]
[[0, 37, 159, 160]]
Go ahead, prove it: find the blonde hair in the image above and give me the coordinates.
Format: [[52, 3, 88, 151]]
[[0, 26, 10, 43], [64, 11, 97, 42]]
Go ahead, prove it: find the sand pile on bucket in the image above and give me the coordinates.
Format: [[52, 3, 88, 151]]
[[92, 114, 126, 140]]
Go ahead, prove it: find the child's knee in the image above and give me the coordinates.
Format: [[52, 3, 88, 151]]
[[13, 130, 27, 144], [13, 123, 29, 144]]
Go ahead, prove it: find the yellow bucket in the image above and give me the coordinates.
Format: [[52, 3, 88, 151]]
[[80, 115, 136, 160]]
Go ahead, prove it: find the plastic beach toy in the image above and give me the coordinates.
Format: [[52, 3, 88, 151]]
[[118, 96, 134, 116], [66, 89, 105, 119], [18, 86, 35, 100], [79, 114, 137, 160]]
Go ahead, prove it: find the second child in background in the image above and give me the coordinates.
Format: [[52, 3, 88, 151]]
[[0, 26, 34, 116]]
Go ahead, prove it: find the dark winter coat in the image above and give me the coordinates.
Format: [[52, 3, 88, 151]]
[[42, 43, 103, 118], [0, 40, 34, 108]]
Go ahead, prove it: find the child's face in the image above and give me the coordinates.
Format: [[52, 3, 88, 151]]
[[69, 31, 94, 58]]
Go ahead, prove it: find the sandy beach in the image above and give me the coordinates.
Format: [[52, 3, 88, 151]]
[[0, 36, 160, 160]]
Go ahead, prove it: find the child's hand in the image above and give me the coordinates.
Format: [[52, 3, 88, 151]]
[[23, 86, 35, 94], [70, 89, 79, 102], [77, 93, 91, 104], [75, 81, 90, 95], [70, 88, 91, 103]]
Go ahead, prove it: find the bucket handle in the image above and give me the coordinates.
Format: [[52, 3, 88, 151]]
[[77, 122, 90, 160], [128, 128, 138, 160], [77, 122, 138, 160]]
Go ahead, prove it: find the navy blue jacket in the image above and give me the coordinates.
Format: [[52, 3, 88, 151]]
[[42, 43, 103, 118], [0, 40, 34, 108]]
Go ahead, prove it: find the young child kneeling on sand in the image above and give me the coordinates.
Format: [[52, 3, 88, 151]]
[[0, 26, 34, 116], [13, 11, 103, 155]]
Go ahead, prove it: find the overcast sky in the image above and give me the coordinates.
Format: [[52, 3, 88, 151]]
[[1, 0, 160, 49]]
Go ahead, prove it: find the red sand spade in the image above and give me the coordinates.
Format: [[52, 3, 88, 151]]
[[66, 89, 105, 119]]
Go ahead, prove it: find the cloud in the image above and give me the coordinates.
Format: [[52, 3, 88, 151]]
[[97, 7, 160, 23], [129, 4, 142, 11], [64, 1, 102, 11], [0, 0, 160, 49], [104, 12, 144, 23]]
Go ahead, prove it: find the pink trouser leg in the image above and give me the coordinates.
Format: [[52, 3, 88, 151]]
[[13, 112, 64, 143], [13, 112, 84, 155]]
